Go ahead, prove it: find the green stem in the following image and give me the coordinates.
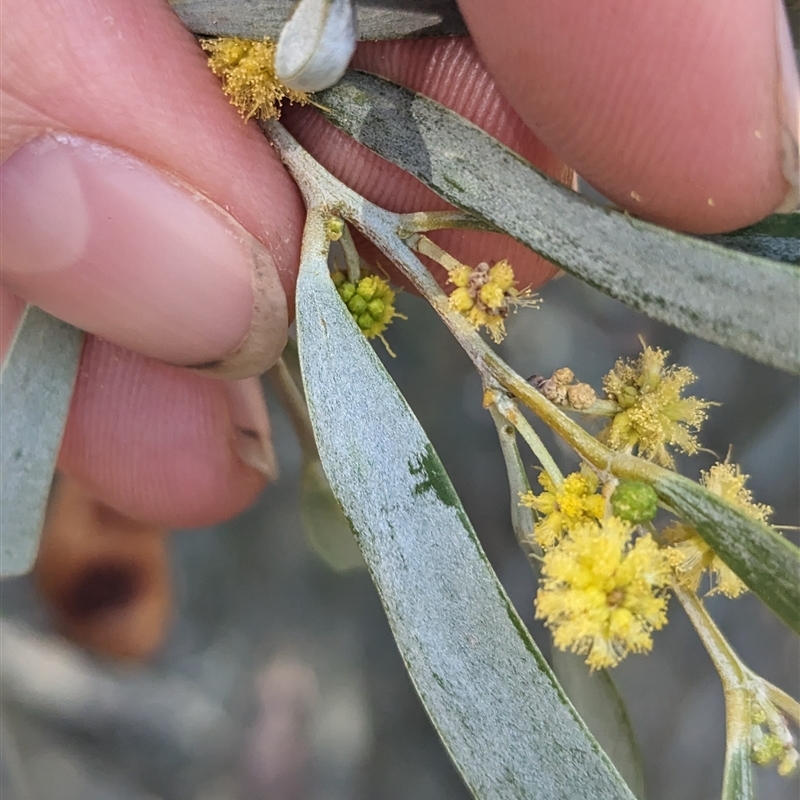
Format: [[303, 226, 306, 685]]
[[268, 357, 317, 458], [674, 585, 754, 798], [493, 393, 564, 486], [488, 405, 539, 561]]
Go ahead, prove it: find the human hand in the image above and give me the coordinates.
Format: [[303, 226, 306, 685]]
[[1, 0, 796, 653]]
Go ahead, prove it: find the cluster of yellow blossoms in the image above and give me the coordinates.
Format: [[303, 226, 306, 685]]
[[447, 259, 539, 343], [521, 345, 778, 672], [522, 472, 671, 671], [202, 37, 309, 120]]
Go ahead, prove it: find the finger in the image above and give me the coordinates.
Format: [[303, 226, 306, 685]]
[[1, 0, 304, 377], [58, 336, 275, 529], [282, 38, 573, 289], [34, 475, 173, 661], [456, 0, 799, 232]]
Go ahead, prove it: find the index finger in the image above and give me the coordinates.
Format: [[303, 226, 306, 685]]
[[457, 0, 799, 232]]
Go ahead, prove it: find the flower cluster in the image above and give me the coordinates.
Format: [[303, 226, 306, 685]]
[[447, 259, 539, 343], [601, 345, 712, 468], [522, 469, 672, 669], [202, 37, 309, 120], [520, 469, 605, 548], [535, 516, 672, 670], [665, 461, 772, 598], [332, 271, 404, 349]]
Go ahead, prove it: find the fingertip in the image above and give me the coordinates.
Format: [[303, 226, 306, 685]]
[[458, 0, 790, 232], [58, 338, 268, 529]]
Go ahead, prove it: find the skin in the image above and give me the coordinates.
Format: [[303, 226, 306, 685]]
[[0, 0, 797, 648]]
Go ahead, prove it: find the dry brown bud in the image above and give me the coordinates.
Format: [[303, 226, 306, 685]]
[[551, 367, 575, 385], [567, 382, 597, 410]]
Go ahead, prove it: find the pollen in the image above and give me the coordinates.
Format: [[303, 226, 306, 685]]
[[601, 344, 713, 468], [535, 517, 672, 670], [446, 259, 539, 343], [520, 469, 606, 548], [202, 37, 310, 120], [665, 462, 772, 598]]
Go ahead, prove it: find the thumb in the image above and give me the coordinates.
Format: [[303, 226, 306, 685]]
[[0, 0, 304, 377]]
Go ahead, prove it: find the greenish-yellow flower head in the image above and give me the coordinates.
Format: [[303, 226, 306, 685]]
[[665, 461, 773, 598], [535, 516, 672, 670], [447, 259, 539, 343], [601, 344, 713, 468]]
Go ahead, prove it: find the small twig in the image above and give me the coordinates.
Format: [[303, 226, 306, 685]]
[[397, 210, 499, 237]]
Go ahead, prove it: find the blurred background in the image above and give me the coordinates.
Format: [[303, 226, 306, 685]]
[[1, 268, 798, 800]]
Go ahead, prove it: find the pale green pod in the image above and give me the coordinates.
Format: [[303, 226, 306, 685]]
[[275, 0, 357, 92]]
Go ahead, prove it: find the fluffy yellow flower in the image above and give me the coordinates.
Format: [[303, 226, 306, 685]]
[[535, 517, 672, 670], [601, 345, 713, 468], [447, 260, 539, 343], [665, 462, 772, 598], [202, 37, 309, 120], [520, 470, 606, 548]]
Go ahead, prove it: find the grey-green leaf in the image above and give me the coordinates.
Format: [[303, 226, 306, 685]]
[[0, 306, 83, 577], [316, 72, 800, 374], [295, 221, 636, 799], [706, 213, 800, 265], [655, 472, 800, 634], [170, 0, 466, 40], [550, 651, 646, 800]]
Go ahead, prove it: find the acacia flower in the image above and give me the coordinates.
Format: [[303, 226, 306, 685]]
[[447, 260, 539, 343], [601, 345, 713, 468], [332, 271, 405, 351], [665, 462, 772, 598], [202, 37, 309, 120], [520, 470, 606, 548], [535, 517, 672, 670]]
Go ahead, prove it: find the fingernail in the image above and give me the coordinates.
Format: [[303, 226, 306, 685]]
[[225, 377, 279, 480], [774, 0, 799, 211], [0, 135, 287, 374]]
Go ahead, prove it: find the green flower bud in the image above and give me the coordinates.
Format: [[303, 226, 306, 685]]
[[347, 295, 368, 315], [611, 481, 658, 523]]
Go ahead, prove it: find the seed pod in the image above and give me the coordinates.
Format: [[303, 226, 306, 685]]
[[275, 0, 358, 92]]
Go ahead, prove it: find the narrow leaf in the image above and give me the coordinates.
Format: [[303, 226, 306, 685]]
[[295, 219, 636, 799], [550, 651, 647, 800], [706, 213, 800, 265], [317, 72, 800, 374], [170, 0, 466, 40], [0, 306, 83, 576], [655, 472, 800, 634]]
